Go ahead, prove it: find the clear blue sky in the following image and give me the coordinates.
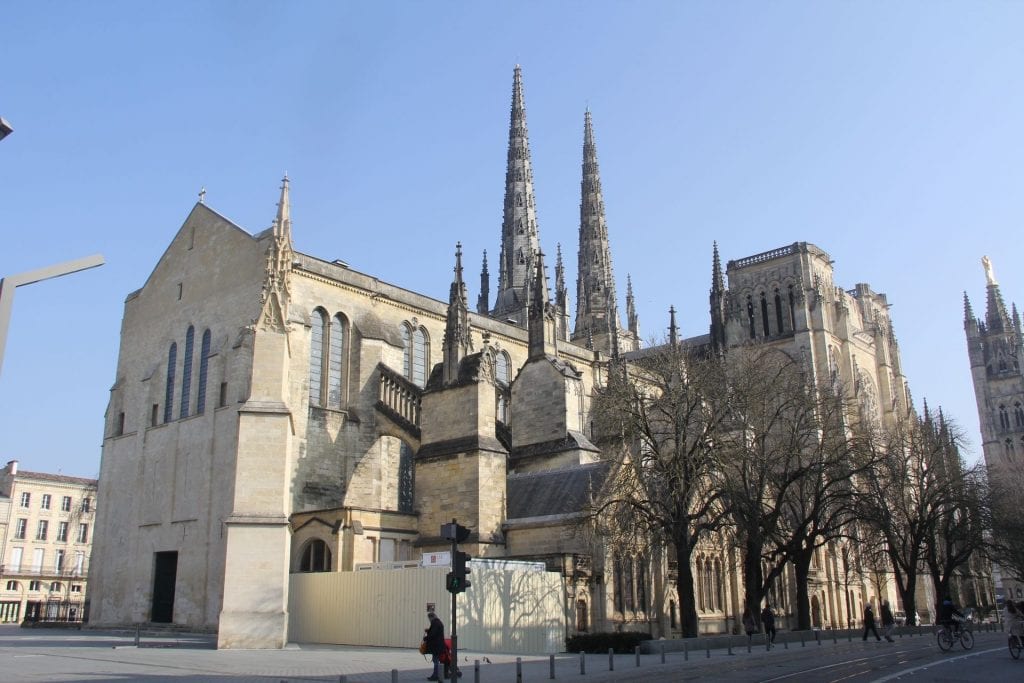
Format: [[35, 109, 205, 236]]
[[2, 2, 1022, 478]]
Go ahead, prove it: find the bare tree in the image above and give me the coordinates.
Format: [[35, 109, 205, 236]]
[[919, 415, 990, 615], [589, 342, 733, 637], [857, 411, 974, 626]]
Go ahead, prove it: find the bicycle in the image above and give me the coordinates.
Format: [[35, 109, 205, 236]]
[[1009, 630, 1023, 660], [936, 619, 974, 652]]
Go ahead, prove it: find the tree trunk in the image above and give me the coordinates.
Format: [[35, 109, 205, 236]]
[[889, 551, 919, 626], [676, 536, 700, 637], [793, 547, 813, 630], [742, 533, 765, 625]]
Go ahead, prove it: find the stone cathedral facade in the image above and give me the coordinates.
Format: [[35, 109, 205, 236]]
[[89, 67, 911, 648]]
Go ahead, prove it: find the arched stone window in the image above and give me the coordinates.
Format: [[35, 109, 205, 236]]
[[1015, 402, 1024, 428], [695, 557, 705, 611], [575, 599, 589, 632], [999, 404, 1010, 430], [746, 296, 756, 339], [197, 329, 211, 415], [328, 314, 346, 408], [180, 326, 194, 419], [624, 556, 635, 611], [637, 556, 648, 612], [309, 309, 328, 406], [774, 288, 784, 333], [163, 342, 177, 424], [299, 539, 332, 573], [760, 292, 770, 336], [402, 323, 429, 388], [398, 441, 415, 514], [613, 554, 624, 613]]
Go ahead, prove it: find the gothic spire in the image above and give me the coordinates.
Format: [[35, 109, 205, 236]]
[[668, 306, 679, 347], [572, 109, 621, 347], [983, 256, 1011, 332], [275, 173, 292, 242], [493, 65, 542, 325], [555, 243, 567, 309], [443, 242, 472, 385], [963, 291, 975, 325], [528, 250, 555, 359], [710, 242, 728, 352], [712, 241, 725, 293], [626, 274, 638, 337], [477, 250, 490, 315], [257, 174, 294, 333]]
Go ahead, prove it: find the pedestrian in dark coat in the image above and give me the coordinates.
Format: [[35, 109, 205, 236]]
[[761, 604, 777, 646], [880, 600, 895, 642], [862, 604, 881, 641], [423, 611, 446, 681]]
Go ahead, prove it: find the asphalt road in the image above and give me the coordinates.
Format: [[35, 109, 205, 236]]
[[1, 625, 1020, 682]]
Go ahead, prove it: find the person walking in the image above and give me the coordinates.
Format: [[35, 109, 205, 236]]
[[743, 607, 758, 645], [423, 611, 446, 681], [862, 603, 882, 641], [761, 603, 776, 648], [880, 600, 895, 642]]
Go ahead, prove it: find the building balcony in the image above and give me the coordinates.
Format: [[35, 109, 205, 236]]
[[0, 564, 89, 579]]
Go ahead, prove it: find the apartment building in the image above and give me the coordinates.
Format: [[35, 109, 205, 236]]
[[0, 460, 97, 623]]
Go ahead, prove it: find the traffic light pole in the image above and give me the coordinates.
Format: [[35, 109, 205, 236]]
[[450, 526, 458, 681]]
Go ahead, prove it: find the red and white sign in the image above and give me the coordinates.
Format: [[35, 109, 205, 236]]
[[421, 551, 451, 567]]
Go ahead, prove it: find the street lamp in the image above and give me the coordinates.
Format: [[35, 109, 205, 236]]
[[0, 254, 105, 378], [0, 117, 12, 141]]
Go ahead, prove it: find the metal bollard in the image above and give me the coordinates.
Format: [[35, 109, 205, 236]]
[[580, 651, 586, 675], [847, 629, 852, 642], [783, 635, 788, 649], [800, 632, 805, 647], [516, 657, 523, 683], [550, 653, 555, 679], [392, 670, 398, 683], [816, 631, 821, 646], [339, 676, 347, 683], [475, 659, 480, 683], [832, 630, 837, 645], [683, 639, 688, 661], [134, 624, 141, 647], [635, 645, 640, 667], [661, 641, 666, 664], [609, 647, 614, 671], [706, 642, 710, 658]]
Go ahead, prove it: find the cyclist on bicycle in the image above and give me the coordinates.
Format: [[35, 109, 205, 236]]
[[938, 596, 965, 632], [1007, 600, 1024, 637]]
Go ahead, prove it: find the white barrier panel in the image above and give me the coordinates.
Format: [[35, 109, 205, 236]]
[[288, 566, 566, 654]]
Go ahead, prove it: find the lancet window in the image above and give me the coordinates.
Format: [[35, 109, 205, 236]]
[[179, 326, 194, 418], [163, 342, 177, 424]]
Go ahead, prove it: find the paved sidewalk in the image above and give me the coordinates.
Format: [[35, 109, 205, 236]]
[[0, 624, 1007, 682]]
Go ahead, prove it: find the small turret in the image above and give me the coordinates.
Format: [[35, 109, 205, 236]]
[[555, 244, 570, 341], [528, 251, 556, 360], [668, 306, 679, 348], [626, 275, 639, 337], [710, 242, 727, 351], [477, 250, 490, 315], [442, 243, 472, 385]]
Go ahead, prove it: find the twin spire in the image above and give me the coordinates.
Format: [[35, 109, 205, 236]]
[[488, 66, 633, 353]]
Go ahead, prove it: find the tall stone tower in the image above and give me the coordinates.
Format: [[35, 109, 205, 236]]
[[492, 65, 543, 325], [964, 256, 1024, 472], [571, 110, 637, 354]]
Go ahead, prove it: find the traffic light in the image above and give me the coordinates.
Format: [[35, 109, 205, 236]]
[[445, 550, 471, 594]]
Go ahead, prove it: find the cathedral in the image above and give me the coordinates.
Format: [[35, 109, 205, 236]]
[[89, 67, 914, 648]]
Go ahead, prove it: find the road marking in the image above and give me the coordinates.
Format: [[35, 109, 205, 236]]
[[760, 654, 880, 681], [869, 647, 1003, 682]]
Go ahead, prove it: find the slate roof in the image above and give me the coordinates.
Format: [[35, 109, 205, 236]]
[[15, 471, 97, 486], [506, 461, 611, 519]]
